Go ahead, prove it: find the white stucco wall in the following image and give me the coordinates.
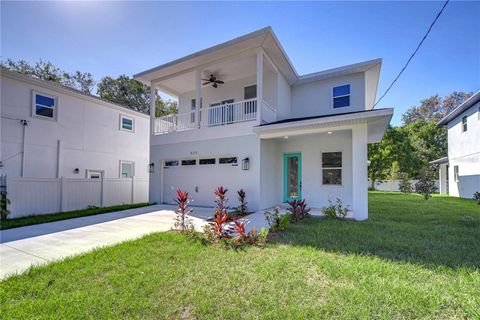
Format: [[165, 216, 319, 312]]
[[446, 102, 480, 198], [276, 72, 291, 120], [1, 75, 150, 180], [259, 130, 354, 212], [291, 72, 366, 118], [150, 134, 261, 210]]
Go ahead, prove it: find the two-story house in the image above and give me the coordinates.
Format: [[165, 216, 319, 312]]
[[432, 90, 480, 198], [135, 27, 393, 220], [1, 70, 150, 217]]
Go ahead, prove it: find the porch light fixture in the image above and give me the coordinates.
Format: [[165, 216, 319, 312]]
[[74, 168, 80, 174], [148, 162, 155, 173], [242, 158, 250, 170]]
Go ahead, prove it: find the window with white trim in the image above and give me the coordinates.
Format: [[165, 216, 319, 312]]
[[322, 152, 342, 185], [120, 161, 134, 178], [181, 159, 197, 166], [332, 85, 350, 108], [120, 115, 134, 132], [454, 165, 459, 182], [32, 91, 56, 119], [219, 157, 237, 165], [199, 158, 216, 165], [164, 160, 179, 167], [462, 116, 467, 132], [87, 170, 103, 179]]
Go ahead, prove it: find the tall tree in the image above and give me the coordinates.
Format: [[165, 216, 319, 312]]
[[97, 75, 177, 115], [1, 59, 95, 94]]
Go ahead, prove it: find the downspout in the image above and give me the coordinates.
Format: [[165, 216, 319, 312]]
[[20, 120, 28, 177]]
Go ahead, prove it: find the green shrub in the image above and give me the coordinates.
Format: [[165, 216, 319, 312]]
[[415, 167, 437, 200], [474, 192, 480, 205], [398, 172, 413, 195], [322, 197, 350, 219]]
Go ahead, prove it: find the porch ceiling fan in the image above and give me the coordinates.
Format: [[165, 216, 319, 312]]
[[202, 74, 224, 88]]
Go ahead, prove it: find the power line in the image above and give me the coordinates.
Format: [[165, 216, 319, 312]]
[[373, 0, 450, 109]]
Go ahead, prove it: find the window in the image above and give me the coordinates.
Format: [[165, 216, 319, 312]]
[[181, 159, 197, 166], [244, 85, 257, 114], [87, 170, 103, 179], [120, 115, 134, 132], [120, 161, 134, 178], [322, 152, 342, 185], [199, 158, 216, 165], [219, 157, 237, 165], [462, 116, 467, 132], [164, 160, 179, 167], [32, 91, 56, 119], [454, 165, 459, 182], [332, 84, 350, 108]]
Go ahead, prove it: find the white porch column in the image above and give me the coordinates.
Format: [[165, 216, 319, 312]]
[[439, 163, 448, 195], [195, 69, 201, 128], [150, 84, 156, 135], [352, 124, 368, 221], [256, 50, 264, 125]]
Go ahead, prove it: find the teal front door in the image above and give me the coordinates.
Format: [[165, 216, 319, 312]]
[[283, 153, 302, 202]]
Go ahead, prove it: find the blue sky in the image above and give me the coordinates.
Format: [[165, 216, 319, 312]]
[[1, 1, 479, 125]]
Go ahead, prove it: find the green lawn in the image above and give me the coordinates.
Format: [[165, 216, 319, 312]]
[[0, 203, 153, 230], [1, 192, 479, 319]]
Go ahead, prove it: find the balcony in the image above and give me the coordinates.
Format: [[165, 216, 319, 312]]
[[154, 98, 277, 135]]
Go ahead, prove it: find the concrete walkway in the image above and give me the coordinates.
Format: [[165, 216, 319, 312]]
[[0, 205, 268, 279]]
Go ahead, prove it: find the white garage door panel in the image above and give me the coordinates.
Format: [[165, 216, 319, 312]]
[[163, 164, 243, 207]]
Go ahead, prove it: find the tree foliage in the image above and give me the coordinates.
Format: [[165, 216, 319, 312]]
[[368, 92, 471, 184], [1, 59, 94, 94], [1, 59, 178, 116]]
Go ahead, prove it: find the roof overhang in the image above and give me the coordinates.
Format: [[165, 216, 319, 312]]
[[437, 90, 480, 126], [294, 58, 382, 85], [429, 157, 449, 165], [1, 69, 149, 118], [134, 27, 298, 86], [253, 108, 394, 143]]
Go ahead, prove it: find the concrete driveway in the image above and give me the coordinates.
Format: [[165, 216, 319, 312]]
[[0, 205, 268, 279]]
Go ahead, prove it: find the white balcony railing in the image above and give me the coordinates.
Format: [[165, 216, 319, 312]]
[[154, 98, 260, 134]]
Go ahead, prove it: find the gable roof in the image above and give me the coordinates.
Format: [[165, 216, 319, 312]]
[[437, 90, 480, 126], [134, 27, 382, 87], [1, 69, 149, 118]]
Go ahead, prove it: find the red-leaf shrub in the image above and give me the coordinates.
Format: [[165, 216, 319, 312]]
[[174, 188, 193, 233], [214, 186, 228, 213], [237, 189, 248, 216]]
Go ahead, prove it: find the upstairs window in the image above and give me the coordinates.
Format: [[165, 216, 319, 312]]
[[244, 85, 257, 114], [333, 84, 350, 108], [462, 116, 467, 132], [33, 91, 56, 119], [191, 98, 202, 123], [120, 115, 134, 132]]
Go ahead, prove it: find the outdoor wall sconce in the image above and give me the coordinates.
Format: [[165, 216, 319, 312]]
[[74, 168, 80, 174], [148, 162, 155, 173], [242, 158, 250, 170]]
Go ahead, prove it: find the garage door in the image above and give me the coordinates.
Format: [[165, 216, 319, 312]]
[[162, 158, 242, 207]]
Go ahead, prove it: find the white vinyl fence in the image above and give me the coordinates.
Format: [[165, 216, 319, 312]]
[[6, 176, 149, 218], [369, 179, 440, 192]]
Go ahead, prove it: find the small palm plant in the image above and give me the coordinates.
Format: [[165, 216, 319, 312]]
[[214, 186, 228, 214]]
